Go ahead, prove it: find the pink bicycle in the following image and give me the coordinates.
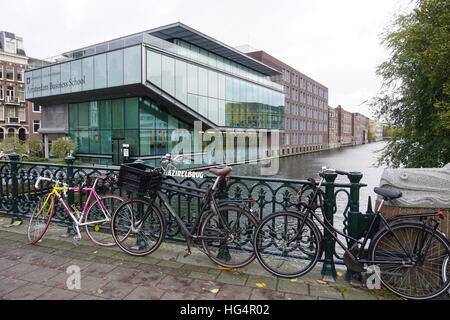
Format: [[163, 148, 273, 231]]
[[27, 175, 125, 247]]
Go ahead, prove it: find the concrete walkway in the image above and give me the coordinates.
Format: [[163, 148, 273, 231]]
[[0, 217, 400, 300]]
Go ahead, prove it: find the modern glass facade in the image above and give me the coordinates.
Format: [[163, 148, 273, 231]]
[[26, 45, 141, 100], [146, 48, 284, 129], [68, 97, 193, 160]]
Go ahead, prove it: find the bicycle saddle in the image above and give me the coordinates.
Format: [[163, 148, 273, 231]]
[[374, 187, 402, 200], [209, 167, 232, 177], [91, 174, 107, 180]]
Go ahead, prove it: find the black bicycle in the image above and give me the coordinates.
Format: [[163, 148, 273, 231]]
[[111, 154, 259, 268], [253, 167, 450, 300]]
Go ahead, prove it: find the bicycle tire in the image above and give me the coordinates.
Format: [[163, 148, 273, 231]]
[[84, 194, 125, 247], [111, 199, 166, 256], [370, 222, 450, 300], [253, 210, 322, 278], [27, 195, 55, 244], [200, 205, 258, 268]]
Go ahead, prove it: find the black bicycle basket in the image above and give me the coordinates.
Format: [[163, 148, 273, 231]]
[[117, 163, 164, 194]]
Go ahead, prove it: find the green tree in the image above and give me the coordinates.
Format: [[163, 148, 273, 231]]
[[372, 0, 450, 168], [50, 137, 77, 159]]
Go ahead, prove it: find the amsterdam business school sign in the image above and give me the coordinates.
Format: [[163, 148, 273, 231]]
[[26, 70, 86, 96]]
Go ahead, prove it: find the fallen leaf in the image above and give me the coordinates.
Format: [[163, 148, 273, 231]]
[[217, 266, 234, 271], [93, 251, 98, 254], [96, 289, 103, 294], [210, 288, 219, 294], [304, 280, 312, 285], [255, 283, 266, 288], [290, 278, 298, 283], [316, 280, 328, 285], [11, 221, 22, 226], [337, 272, 343, 277]]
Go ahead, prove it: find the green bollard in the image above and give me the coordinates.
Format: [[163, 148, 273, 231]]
[[321, 170, 338, 282], [345, 171, 363, 284]]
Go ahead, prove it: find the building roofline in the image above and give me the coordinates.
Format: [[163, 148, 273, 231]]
[[62, 22, 280, 76]]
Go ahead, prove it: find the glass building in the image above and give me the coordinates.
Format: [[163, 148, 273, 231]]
[[25, 23, 284, 165]]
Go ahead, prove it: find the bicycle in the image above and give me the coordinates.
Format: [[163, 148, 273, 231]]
[[111, 154, 259, 268], [27, 175, 125, 246], [253, 167, 450, 300]]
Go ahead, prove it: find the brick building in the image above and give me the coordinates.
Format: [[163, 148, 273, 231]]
[[336, 105, 353, 145], [328, 106, 339, 148], [245, 50, 329, 155], [0, 31, 42, 142], [352, 112, 370, 145]]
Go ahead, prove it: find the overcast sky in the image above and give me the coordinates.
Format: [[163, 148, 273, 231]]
[[3, 0, 415, 118]]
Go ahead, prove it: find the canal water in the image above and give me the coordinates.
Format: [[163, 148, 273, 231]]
[[232, 141, 388, 259]]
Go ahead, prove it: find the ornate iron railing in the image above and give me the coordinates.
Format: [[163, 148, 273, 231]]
[[0, 153, 373, 281]]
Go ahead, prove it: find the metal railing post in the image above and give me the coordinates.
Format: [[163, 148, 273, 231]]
[[321, 170, 338, 282], [8, 153, 21, 225], [61, 155, 77, 237], [345, 171, 363, 283], [216, 176, 231, 262]]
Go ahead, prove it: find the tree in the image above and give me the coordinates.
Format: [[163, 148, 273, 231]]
[[371, 0, 450, 168], [50, 137, 77, 159]]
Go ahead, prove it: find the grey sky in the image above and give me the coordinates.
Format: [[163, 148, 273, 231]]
[[4, 0, 415, 118]]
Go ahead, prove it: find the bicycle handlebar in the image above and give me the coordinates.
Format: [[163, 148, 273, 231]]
[[34, 176, 68, 189], [319, 167, 349, 177]]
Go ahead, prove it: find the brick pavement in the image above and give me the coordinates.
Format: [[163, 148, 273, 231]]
[[0, 219, 404, 300]]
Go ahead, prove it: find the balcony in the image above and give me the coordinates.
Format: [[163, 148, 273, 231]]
[[7, 117, 20, 125], [5, 96, 20, 105]]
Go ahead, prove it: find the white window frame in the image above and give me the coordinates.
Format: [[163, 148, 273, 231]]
[[32, 104, 41, 113], [18, 106, 26, 122], [0, 105, 4, 121], [0, 65, 3, 80], [6, 65, 14, 81], [16, 67, 24, 83], [33, 120, 41, 134]]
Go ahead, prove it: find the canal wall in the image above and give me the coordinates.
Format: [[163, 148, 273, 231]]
[[378, 164, 450, 237]]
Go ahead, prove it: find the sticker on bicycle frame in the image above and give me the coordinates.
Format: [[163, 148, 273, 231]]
[[165, 170, 204, 179]]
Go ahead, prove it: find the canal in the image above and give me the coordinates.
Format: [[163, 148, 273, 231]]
[[232, 141, 388, 260]]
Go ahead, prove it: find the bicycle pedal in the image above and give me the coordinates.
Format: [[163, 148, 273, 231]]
[[183, 249, 192, 258]]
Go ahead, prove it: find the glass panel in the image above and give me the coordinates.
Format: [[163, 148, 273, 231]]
[[147, 50, 161, 87], [98, 100, 111, 129], [94, 53, 107, 89], [70, 59, 82, 92], [124, 97, 138, 129], [78, 131, 89, 153], [175, 59, 187, 104], [100, 130, 112, 154], [208, 70, 218, 98], [107, 49, 124, 87], [41, 67, 50, 96], [68, 104, 78, 130], [82, 56, 94, 91], [78, 102, 89, 130], [89, 101, 99, 129], [198, 67, 208, 96], [112, 98, 124, 130], [124, 45, 141, 85], [60, 63, 70, 94], [50, 64, 61, 95], [161, 55, 175, 96], [89, 131, 101, 154]]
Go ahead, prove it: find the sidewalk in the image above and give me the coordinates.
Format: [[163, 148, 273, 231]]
[[0, 217, 399, 300]]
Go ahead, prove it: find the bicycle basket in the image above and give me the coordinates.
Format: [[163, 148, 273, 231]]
[[117, 163, 164, 194]]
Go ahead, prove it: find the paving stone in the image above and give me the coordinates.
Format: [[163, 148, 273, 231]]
[[245, 275, 278, 290], [0, 277, 27, 297], [129, 270, 165, 286], [277, 279, 309, 295], [215, 284, 253, 300], [309, 284, 344, 300], [77, 275, 110, 295], [2, 282, 52, 300], [156, 274, 193, 292], [216, 271, 249, 286], [342, 288, 378, 300], [132, 255, 161, 265], [0, 257, 20, 270], [124, 285, 164, 300], [188, 271, 219, 281], [72, 293, 107, 300], [83, 262, 116, 278], [103, 266, 136, 282], [181, 264, 221, 276], [56, 259, 93, 272], [157, 259, 185, 269], [161, 291, 200, 300], [0, 262, 40, 278], [94, 280, 137, 299], [249, 288, 286, 300], [19, 266, 63, 283], [90, 247, 118, 258], [36, 287, 80, 300], [284, 293, 317, 300]]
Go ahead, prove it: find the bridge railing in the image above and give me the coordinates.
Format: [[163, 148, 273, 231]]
[[0, 153, 373, 281]]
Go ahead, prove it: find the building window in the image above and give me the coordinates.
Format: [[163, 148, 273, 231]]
[[17, 68, 24, 82], [6, 86, 14, 98], [0, 85, 3, 100], [18, 107, 25, 121], [7, 128, 15, 138], [0, 65, 3, 79], [33, 120, 41, 133], [17, 88, 24, 102], [6, 106, 15, 118], [6, 66, 14, 81], [0, 105, 3, 120], [33, 104, 41, 112]]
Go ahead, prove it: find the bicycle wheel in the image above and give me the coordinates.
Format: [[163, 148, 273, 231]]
[[111, 199, 166, 256], [443, 255, 450, 298], [27, 195, 55, 244], [371, 222, 450, 300], [254, 211, 322, 278], [84, 194, 125, 247], [200, 205, 258, 268]]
